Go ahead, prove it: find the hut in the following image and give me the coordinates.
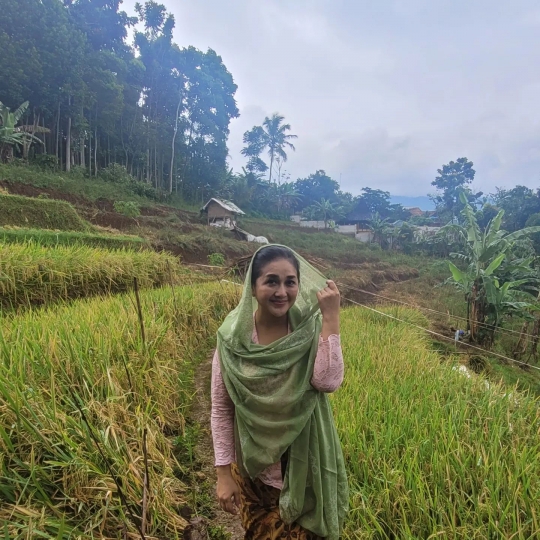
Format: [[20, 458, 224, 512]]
[[201, 198, 245, 229]]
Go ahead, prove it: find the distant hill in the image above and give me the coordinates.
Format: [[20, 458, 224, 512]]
[[390, 195, 435, 211]]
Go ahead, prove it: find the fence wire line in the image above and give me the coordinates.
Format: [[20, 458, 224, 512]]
[[219, 279, 540, 373], [338, 282, 538, 341]]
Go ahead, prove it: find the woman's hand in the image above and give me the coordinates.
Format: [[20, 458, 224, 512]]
[[317, 280, 340, 338], [216, 466, 241, 515]]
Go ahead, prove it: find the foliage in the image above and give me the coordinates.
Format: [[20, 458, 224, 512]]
[[0, 193, 89, 231], [0, 227, 146, 250], [0, 101, 48, 162], [337, 306, 540, 538], [494, 185, 540, 232], [0, 0, 238, 199], [431, 157, 481, 220], [208, 252, 226, 266], [114, 200, 141, 218], [294, 170, 340, 210], [241, 113, 297, 183], [0, 242, 183, 309], [305, 198, 344, 227], [446, 193, 540, 345], [0, 282, 239, 537]]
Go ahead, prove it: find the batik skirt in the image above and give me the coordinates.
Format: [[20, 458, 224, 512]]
[[230, 463, 321, 540]]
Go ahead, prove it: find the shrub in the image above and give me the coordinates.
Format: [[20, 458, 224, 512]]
[[99, 163, 133, 184], [114, 200, 141, 218], [208, 252, 226, 266], [31, 154, 58, 171]]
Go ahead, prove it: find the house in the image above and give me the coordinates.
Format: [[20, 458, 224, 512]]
[[201, 198, 245, 229], [404, 206, 424, 217]]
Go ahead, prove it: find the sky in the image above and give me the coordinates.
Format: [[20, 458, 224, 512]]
[[124, 0, 540, 199]]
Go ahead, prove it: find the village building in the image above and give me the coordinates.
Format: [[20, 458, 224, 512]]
[[201, 198, 245, 229]]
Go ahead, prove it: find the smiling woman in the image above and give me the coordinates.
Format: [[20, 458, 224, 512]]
[[211, 245, 349, 539]]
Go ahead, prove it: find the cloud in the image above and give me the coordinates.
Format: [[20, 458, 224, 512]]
[[125, 0, 540, 197]]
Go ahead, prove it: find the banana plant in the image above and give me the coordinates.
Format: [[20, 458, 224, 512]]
[[0, 101, 48, 162], [446, 192, 540, 346]]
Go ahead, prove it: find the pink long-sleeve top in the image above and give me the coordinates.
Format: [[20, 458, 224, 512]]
[[211, 325, 344, 490]]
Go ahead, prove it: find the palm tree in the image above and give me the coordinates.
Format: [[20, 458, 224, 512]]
[[241, 113, 297, 183]]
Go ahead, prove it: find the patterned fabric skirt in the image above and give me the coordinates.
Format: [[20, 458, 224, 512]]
[[230, 463, 321, 540]]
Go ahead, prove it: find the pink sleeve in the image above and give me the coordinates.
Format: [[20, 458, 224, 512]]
[[310, 334, 344, 393], [210, 349, 236, 466]]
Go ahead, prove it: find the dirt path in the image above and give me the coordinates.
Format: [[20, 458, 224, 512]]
[[190, 353, 244, 539]]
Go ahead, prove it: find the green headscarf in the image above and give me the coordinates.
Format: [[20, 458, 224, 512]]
[[217, 245, 349, 539]]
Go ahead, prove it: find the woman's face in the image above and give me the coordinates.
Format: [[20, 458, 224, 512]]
[[252, 258, 299, 319]]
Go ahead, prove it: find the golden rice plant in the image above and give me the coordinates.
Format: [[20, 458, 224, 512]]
[[336, 307, 540, 539], [0, 242, 190, 309], [0, 281, 240, 539]]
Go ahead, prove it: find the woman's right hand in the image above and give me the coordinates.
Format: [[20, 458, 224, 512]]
[[216, 466, 241, 515]]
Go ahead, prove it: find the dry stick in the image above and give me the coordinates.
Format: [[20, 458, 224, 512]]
[[166, 260, 179, 319], [68, 387, 145, 540], [141, 427, 150, 537], [133, 277, 146, 351]]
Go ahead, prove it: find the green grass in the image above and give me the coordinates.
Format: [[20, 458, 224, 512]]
[[336, 306, 540, 539], [0, 242, 187, 309], [0, 281, 240, 538], [0, 227, 146, 250], [0, 193, 89, 231]]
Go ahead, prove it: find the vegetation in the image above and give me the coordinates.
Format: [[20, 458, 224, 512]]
[[241, 113, 298, 182], [337, 306, 540, 539], [0, 227, 146, 250], [447, 193, 540, 346], [0, 282, 239, 538], [114, 200, 141, 218], [0, 193, 89, 231], [0, 243, 183, 309]]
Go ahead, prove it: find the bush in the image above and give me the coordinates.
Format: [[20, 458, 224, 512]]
[[31, 154, 58, 171], [114, 200, 140, 218], [99, 163, 133, 184], [0, 193, 89, 231], [208, 252, 226, 266]]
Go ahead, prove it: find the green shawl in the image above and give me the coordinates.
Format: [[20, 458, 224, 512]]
[[217, 246, 349, 539]]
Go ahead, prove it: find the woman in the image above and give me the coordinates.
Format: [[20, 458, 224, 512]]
[[211, 245, 349, 539]]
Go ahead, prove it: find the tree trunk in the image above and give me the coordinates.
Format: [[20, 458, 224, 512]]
[[55, 101, 61, 161], [169, 95, 182, 194], [66, 96, 71, 172], [269, 150, 274, 183], [94, 126, 98, 176]]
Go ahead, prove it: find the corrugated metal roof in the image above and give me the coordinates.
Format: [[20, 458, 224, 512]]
[[201, 198, 245, 215]]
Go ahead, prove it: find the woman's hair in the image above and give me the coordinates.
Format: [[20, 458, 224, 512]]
[[251, 246, 300, 287]]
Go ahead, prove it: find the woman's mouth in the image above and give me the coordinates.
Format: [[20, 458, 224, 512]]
[[271, 299, 287, 307]]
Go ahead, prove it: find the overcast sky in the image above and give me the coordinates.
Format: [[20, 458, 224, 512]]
[[125, 0, 540, 198]]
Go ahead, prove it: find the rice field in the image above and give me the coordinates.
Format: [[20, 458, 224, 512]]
[[0, 281, 240, 538], [0, 243, 187, 309], [0, 227, 147, 250], [336, 307, 540, 539]]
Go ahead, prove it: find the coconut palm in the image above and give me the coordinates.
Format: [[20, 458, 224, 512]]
[[241, 113, 297, 183]]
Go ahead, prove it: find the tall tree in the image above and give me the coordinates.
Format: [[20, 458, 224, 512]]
[[241, 113, 297, 183], [431, 157, 481, 221], [493, 186, 540, 232], [294, 170, 340, 210]]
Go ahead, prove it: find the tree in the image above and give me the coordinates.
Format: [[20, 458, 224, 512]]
[[431, 158, 481, 220], [241, 113, 297, 183], [369, 213, 392, 248], [447, 193, 540, 346], [307, 198, 343, 228], [294, 170, 340, 210], [493, 186, 540, 232], [0, 101, 48, 162]]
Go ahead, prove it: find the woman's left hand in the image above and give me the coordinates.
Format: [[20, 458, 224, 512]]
[[317, 280, 341, 320]]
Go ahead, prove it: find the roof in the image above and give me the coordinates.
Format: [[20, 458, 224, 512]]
[[201, 198, 245, 215]]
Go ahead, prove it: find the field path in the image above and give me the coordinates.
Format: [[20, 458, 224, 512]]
[[191, 353, 244, 539]]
